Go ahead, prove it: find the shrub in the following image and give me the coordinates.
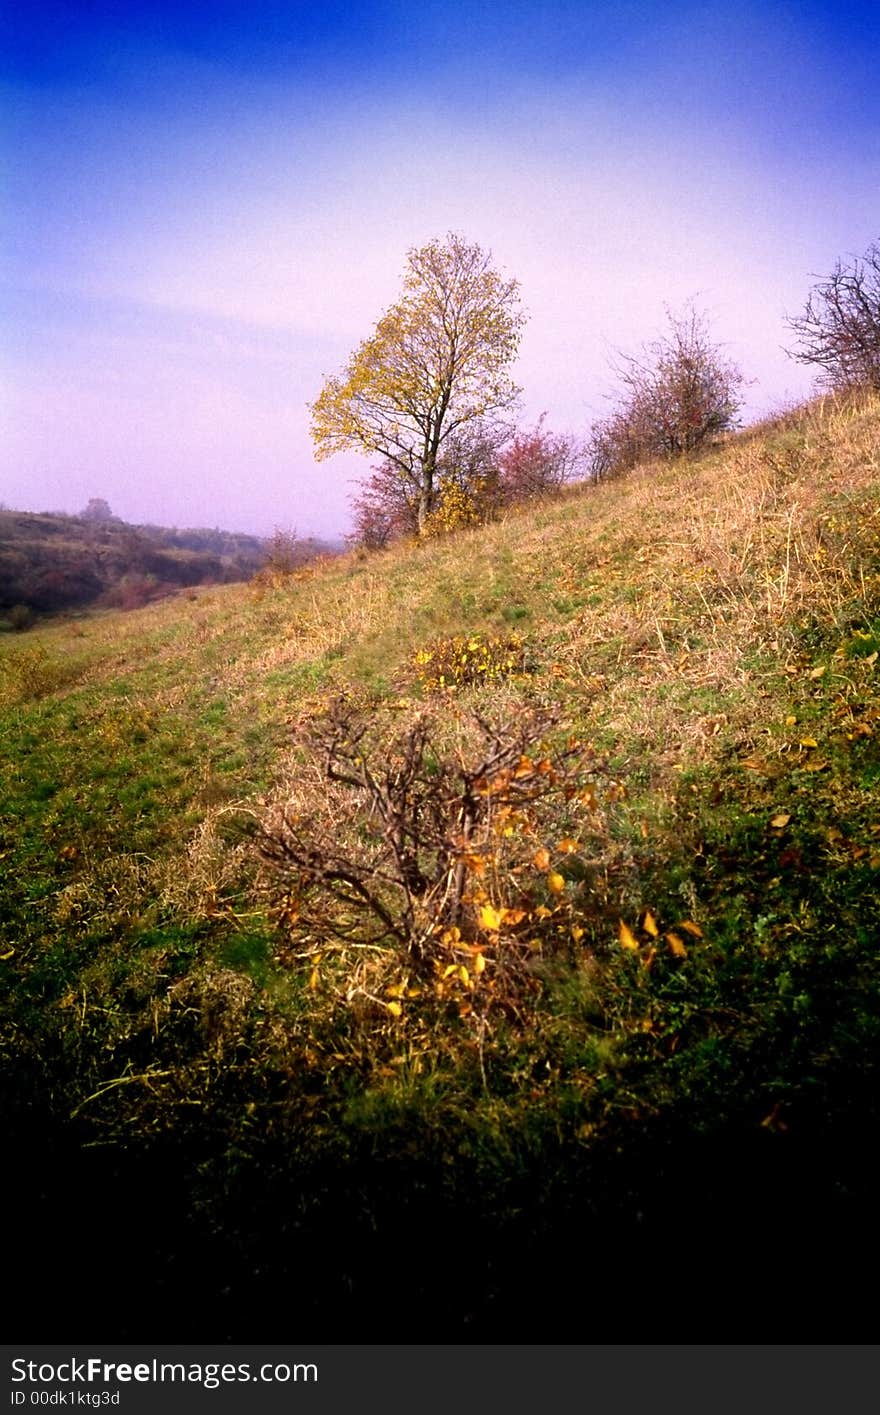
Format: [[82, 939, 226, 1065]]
[[0, 645, 80, 704], [0, 604, 34, 633], [258, 699, 606, 1030], [413, 633, 526, 692], [497, 415, 584, 504], [350, 421, 508, 547], [785, 239, 880, 393], [589, 304, 746, 478], [100, 573, 162, 611]]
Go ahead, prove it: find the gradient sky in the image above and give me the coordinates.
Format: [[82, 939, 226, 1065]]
[[2, 0, 878, 538]]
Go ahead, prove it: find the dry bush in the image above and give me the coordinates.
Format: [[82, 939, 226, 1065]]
[[785, 239, 880, 393], [589, 304, 746, 479], [0, 644, 83, 705], [258, 697, 608, 1033]]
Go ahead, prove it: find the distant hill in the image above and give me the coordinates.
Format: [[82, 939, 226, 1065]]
[[0, 510, 334, 621]]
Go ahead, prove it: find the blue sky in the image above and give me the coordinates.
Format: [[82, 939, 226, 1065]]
[[2, 0, 878, 536]]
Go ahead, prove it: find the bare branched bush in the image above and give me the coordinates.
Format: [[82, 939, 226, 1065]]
[[258, 698, 607, 1026], [252, 527, 327, 589], [785, 239, 880, 393], [589, 304, 746, 478]]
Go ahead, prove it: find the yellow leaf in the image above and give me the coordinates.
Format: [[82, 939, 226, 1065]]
[[556, 837, 579, 854], [534, 905, 553, 920], [570, 926, 584, 942], [0, 946, 14, 960], [618, 919, 640, 950], [385, 1000, 402, 1018], [547, 872, 566, 894], [799, 737, 818, 749], [442, 963, 459, 979], [308, 968, 320, 991], [642, 909, 659, 938], [459, 965, 471, 985], [678, 920, 704, 938], [479, 903, 502, 932], [461, 853, 486, 875], [532, 847, 552, 870], [770, 813, 791, 828], [809, 665, 826, 679], [785, 715, 797, 726], [385, 982, 406, 998], [500, 906, 527, 926], [473, 952, 486, 974], [666, 932, 688, 958]]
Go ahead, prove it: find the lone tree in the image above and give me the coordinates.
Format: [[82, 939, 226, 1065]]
[[80, 497, 117, 523], [785, 240, 880, 393], [311, 233, 526, 534], [589, 304, 745, 478]]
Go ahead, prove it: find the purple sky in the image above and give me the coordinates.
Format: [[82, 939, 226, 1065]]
[[2, 1, 878, 538]]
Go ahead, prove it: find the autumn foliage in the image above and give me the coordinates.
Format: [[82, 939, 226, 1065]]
[[497, 415, 584, 504], [349, 415, 583, 546]]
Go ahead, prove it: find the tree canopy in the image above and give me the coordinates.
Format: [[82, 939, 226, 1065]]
[[310, 233, 526, 533]]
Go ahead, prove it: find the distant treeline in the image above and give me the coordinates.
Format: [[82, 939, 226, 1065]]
[[0, 510, 334, 624]]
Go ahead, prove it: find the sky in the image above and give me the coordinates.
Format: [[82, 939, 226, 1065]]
[[1, 0, 878, 539]]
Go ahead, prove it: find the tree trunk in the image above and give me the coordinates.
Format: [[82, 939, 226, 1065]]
[[417, 456, 435, 535]]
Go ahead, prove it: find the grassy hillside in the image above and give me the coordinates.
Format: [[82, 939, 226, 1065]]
[[3, 393, 879, 1338]]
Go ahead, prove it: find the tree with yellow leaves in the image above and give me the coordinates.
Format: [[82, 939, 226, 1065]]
[[310, 233, 526, 534]]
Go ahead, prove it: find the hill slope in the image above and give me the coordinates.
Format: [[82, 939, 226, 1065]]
[[0, 511, 334, 619], [2, 393, 879, 1338]]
